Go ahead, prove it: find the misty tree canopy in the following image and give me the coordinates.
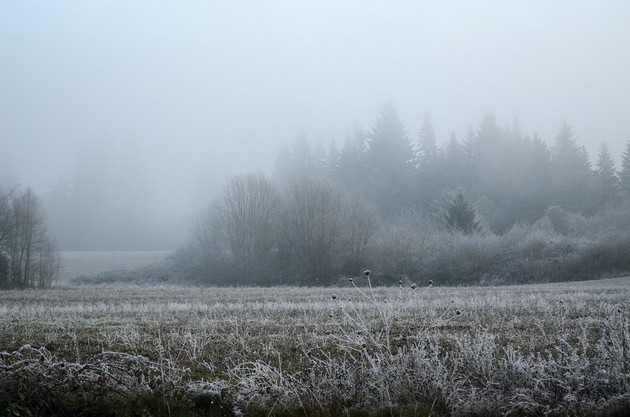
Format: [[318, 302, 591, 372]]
[[173, 104, 630, 286], [275, 106, 629, 232]]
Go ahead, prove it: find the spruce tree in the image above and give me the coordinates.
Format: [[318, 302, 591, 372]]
[[620, 140, 630, 196], [291, 132, 314, 175], [273, 134, 316, 185], [511, 134, 552, 221], [416, 113, 438, 167], [550, 122, 593, 213], [365, 102, 414, 217], [326, 140, 340, 178], [311, 139, 328, 176], [335, 127, 367, 193], [414, 116, 442, 210], [436, 191, 482, 234], [594, 142, 619, 208]]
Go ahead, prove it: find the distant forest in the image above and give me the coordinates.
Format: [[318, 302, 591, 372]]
[[171, 103, 630, 286], [3, 103, 630, 288]]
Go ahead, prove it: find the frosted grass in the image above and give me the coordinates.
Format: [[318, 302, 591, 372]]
[[1, 279, 629, 415]]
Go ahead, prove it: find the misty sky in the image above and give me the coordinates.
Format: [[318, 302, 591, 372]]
[[2, 0, 630, 200]]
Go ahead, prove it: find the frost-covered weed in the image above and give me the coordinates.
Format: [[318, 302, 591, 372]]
[[1, 282, 630, 416]]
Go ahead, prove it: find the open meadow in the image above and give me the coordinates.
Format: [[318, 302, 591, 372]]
[[58, 251, 171, 284], [1, 278, 629, 416]]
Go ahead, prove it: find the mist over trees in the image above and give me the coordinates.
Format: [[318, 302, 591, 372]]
[[177, 174, 378, 286], [175, 104, 630, 286], [46, 144, 182, 250], [275, 107, 628, 228]]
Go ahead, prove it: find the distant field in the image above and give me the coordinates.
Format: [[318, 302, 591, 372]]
[[1, 278, 629, 416], [57, 250, 171, 283]]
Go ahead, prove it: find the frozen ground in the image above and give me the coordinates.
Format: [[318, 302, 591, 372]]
[[1, 281, 629, 415], [57, 250, 171, 283]]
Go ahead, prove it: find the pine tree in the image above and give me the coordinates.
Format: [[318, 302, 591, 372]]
[[462, 125, 477, 162], [440, 133, 474, 191], [413, 115, 442, 210], [620, 140, 630, 196], [326, 140, 340, 178], [365, 102, 415, 217], [474, 114, 519, 196], [594, 142, 619, 208], [335, 127, 367, 193], [416, 113, 438, 167], [311, 139, 328, 176], [509, 134, 552, 221], [291, 132, 314, 175], [436, 191, 482, 234], [550, 122, 593, 213], [273, 133, 315, 184], [272, 144, 294, 185]]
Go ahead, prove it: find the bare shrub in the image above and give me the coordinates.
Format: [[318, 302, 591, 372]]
[[281, 175, 379, 283]]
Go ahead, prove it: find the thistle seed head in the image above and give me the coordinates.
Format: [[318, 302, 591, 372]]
[[364, 269, 370, 277], [411, 283, 417, 289], [332, 294, 337, 300]]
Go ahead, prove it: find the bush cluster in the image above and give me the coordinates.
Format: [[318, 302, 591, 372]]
[[173, 186, 630, 286]]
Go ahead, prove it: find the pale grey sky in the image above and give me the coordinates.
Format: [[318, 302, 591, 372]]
[[2, 0, 630, 202]]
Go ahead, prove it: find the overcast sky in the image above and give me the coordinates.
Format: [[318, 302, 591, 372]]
[[2, 0, 630, 198]]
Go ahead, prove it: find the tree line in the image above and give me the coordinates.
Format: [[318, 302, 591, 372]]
[[0, 188, 59, 289], [275, 103, 630, 229], [175, 103, 630, 286]]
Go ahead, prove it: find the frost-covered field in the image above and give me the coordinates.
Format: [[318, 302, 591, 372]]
[[58, 251, 171, 283], [1, 279, 629, 416]]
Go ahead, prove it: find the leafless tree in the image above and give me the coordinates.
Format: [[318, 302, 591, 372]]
[[184, 174, 380, 284], [191, 204, 225, 261], [281, 175, 346, 281], [1, 188, 59, 288], [0, 188, 14, 283], [339, 195, 380, 273], [214, 174, 283, 277]]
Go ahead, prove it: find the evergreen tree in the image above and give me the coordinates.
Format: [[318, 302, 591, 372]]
[[550, 122, 593, 213], [335, 127, 368, 193], [272, 133, 315, 184], [473, 114, 517, 195], [413, 116, 442, 210], [311, 139, 328, 176], [272, 144, 294, 185], [594, 142, 619, 208], [326, 140, 340, 178], [416, 113, 438, 167], [291, 132, 315, 175], [508, 134, 553, 222], [365, 102, 415, 217], [620, 140, 630, 196], [435, 191, 482, 234], [462, 125, 477, 162], [441, 133, 470, 189]]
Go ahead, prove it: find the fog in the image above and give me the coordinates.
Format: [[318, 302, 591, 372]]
[[2, 1, 629, 250]]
